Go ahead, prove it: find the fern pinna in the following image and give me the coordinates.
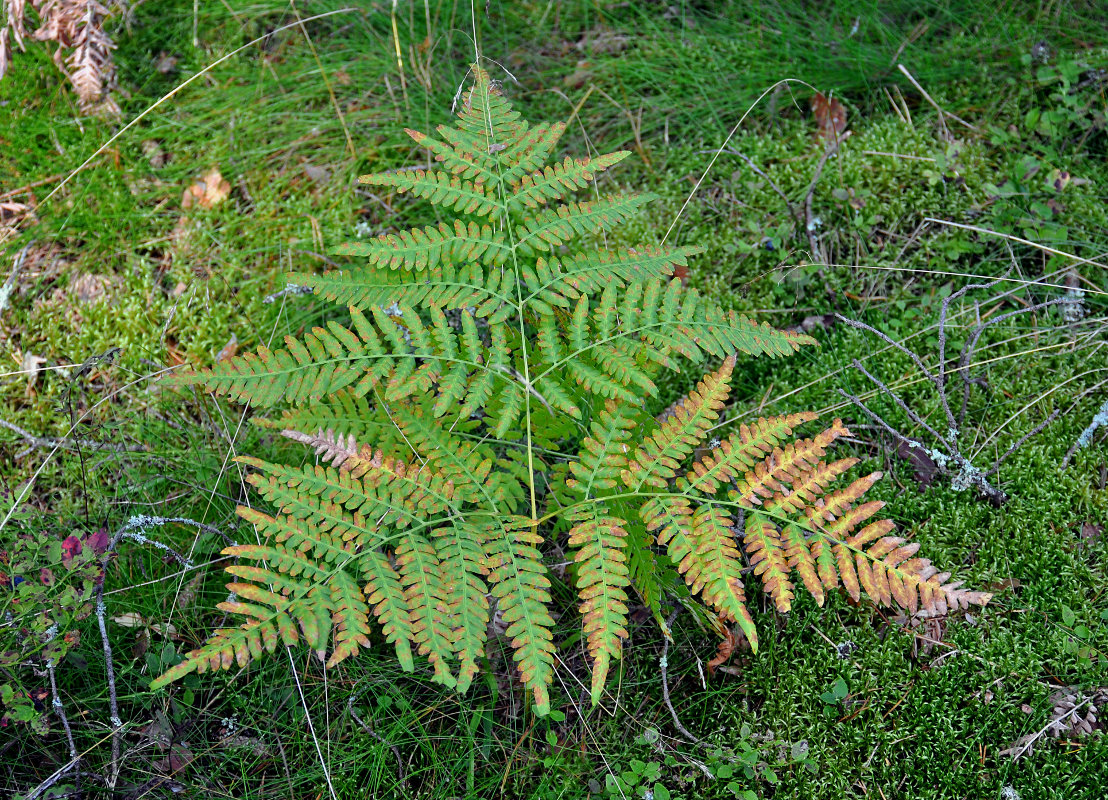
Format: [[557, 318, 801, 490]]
[[152, 65, 989, 713]]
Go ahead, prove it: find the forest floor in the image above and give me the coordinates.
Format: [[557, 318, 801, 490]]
[[2, 2, 1108, 798]]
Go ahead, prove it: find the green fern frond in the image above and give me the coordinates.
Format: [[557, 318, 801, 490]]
[[168, 308, 395, 408], [363, 168, 501, 216], [535, 280, 814, 398], [509, 152, 630, 210], [623, 357, 735, 490], [388, 405, 525, 509], [522, 245, 702, 308], [158, 63, 989, 716], [323, 571, 372, 666], [486, 517, 556, 714], [432, 523, 490, 693], [515, 195, 656, 253], [254, 389, 390, 444], [359, 547, 416, 672], [288, 263, 512, 314], [330, 220, 509, 270], [561, 404, 639, 699], [567, 401, 638, 496]]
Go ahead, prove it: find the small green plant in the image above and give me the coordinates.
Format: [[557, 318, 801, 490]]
[[605, 756, 665, 799], [152, 65, 989, 714], [599, 724, 817, 799], [0, 515, 107, 733], [980, 53, 1106, 246]]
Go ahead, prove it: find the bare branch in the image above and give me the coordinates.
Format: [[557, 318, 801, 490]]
[[849, 358, 951, 447]]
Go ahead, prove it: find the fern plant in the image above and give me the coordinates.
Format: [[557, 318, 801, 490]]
[[152, 65, 989, 713]]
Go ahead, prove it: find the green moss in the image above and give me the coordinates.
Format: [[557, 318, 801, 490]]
[[2, 1, 1107, 797]]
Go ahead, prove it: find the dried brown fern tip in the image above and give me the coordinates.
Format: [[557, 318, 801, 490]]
[[2, 0, 120, 114]]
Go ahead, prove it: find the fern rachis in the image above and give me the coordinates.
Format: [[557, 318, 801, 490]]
[[153, 65, 990, 714]]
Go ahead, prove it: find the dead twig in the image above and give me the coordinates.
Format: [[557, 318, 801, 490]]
[[0, 174, 66, 202], [836, 281, 1084, 505], [0, 417, 148, 456], [92, 515, 222, 788], [924, 218, 1108, 272], [1001, 697, 1095, 760], [0, 243, 30, 315], [660, 608, 701, 746], [28, 629, 82, 800], [802, 139, 842, 264], [1062, 396, 1108, 468], [22, 754, 83, 800], [658, 607, 715, 778], [704, 147, 804, 232], [705, 134, 843, 265], [346, 687, 408, 790]]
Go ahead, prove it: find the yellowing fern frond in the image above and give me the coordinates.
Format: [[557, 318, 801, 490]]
[[623, 357, 735, 490], [641, 497, 758, 648], [567, 511, 630, 704], [157, 64, 988, 715]]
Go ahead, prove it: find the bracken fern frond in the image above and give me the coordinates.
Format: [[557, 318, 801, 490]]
[[155, 65, 988, 715]]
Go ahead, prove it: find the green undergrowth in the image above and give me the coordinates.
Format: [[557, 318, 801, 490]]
[[2, 1, 1108, 798]]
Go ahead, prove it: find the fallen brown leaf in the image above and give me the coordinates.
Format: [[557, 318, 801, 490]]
[[176, 571, 204, 611], [21, 351, 47, 389], [0, 201, 32, 222], [182, 167, 231, 210], [563, 60, 591, 89], [708, 629, 742, 676], [215, 334, 238, 363], [141, 139, 168, 169], [153, 743, 194, 775], [154, 52, 178, 74], [1079, 521, 1102, 551], [812, 92, 847, 142], [897, 440, 939, 490], [70, 273, 112, 304], [302, 163, 331, 185], [1, 200, 35, 239]]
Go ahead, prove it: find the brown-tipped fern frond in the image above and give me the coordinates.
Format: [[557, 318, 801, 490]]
[[156, 65, 988, 715]]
